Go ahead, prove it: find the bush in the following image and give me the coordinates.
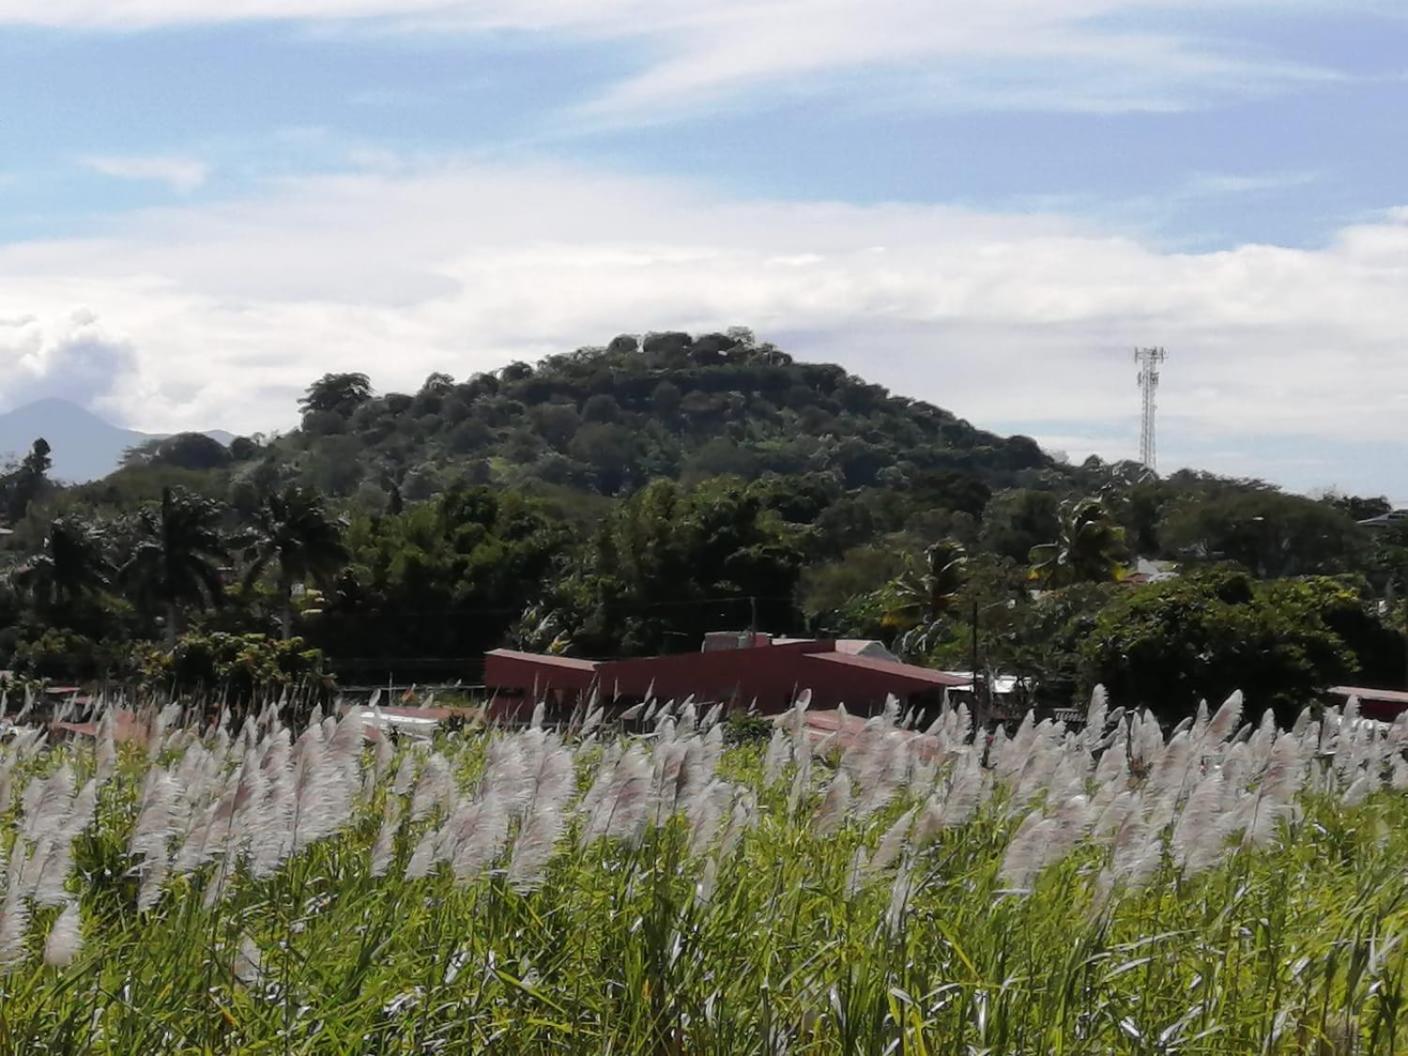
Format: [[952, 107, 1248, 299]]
[[136, 631, 333, 707]]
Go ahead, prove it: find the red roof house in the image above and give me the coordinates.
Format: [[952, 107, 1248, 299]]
[[484, 633, 967, 718]]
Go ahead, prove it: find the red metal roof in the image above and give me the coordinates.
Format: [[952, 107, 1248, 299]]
[[486, 649, 597, 672], [486, 638, 965, 715], [802, 652, 969, 687], [1330, 686, 1408, 705]]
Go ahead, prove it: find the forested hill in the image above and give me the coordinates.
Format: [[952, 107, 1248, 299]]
[[4, 326, 1403, 715], [272, 329, 1055, 504]]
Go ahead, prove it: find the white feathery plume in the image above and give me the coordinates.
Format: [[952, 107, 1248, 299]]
[[1109, 813, 1159, 891], [1171, 771, 1226, 875], [786, 735, 813, 820], [129, 769, 178, 863], [678, 700, 698, 737], [485, 737, 536, 817], [1092, 732, 1126, 788], [999, 813, 1059, 892], [1236, 791, 1289, 850], [686, 780, 732, 859], [248, 769, 295, 879], [43, 900, 82, 968], [584, 746, 652, 844], [451, 794, 511, 879], [1148, 731, 1193, 797], [853, 730, 905, 818], [576, 747, 621, 822], [993, 713, 1035, 780], [868, 808, 916, 873], [694, 855, 719, 907], [372, 732, 395, 778], [912, 795, 944, 848], [580, 700, 605, 740], [507, 797, 566, 892], [1091, 790, 1138, 843], [884, 856, 915, 930], [935, 754, 985, 830], [1076, 685, 1109, 754], [172, 813, 215, 877], [718, 790, 756, 859], [1205, 691, 1243, 746], [1188, 698, 1209, 743], [812, 770, 852, 837], [136, 852, 170, 913], [233, 934, 264, 988], [1342, 772, 1372, 806], [391, 753, 418, 797], [0, 892, 29, 970], [404, 828, 438, 880], [762, 728, 791, 786], [1391, 756, 1408, 792], [700, 702, 723, 732], [1009, 740, 1058, 814], [650, 740, 690, 824], [411, 753, 454, 823], [24, 764, 76, 843], [33, 840, 74, 907], [370, 799, 402, 877], [1261, 733, 1305, 805]]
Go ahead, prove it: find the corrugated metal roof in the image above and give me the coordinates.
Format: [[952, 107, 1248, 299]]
[[1330, 685, 1408, 705], [485, 648, 598, 672], [802, 652, 969, 687]]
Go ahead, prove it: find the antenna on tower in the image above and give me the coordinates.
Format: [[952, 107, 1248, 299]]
[[1134, 347, 1166, 471]]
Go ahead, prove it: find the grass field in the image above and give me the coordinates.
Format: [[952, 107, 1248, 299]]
[[0, 691, 1405, 1054]]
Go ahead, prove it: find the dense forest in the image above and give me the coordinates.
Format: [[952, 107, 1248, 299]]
[[1, 328, 1405, 720]]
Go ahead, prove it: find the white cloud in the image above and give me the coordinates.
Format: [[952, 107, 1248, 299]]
[[1, 157, 1406, 493], [0, 1, 1370, 118], [0, 309, 140, 411], [83, 154, 210, 193]]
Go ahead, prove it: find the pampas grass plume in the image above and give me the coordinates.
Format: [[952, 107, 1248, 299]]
[[43, 900, 81, 968]]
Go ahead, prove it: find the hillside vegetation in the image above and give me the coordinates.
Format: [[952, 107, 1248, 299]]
[[277, 328, 1051, 503], [0, 328, 1404, 718]]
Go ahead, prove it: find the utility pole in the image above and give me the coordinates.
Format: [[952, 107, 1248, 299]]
[[970, 598, 981, 721], [1134, 347, 1167, 471]]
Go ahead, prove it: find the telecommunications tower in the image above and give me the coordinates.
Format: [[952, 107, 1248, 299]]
[[1134, 347, 1166, 471]]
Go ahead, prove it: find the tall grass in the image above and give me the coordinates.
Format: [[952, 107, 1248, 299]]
[[0, 692, 1405, 1054]]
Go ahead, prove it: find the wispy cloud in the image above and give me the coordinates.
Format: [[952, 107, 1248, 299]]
[[1182, 171, 1321, 196], [0, 1, 1376, 122], [82, 154, 209, 193]]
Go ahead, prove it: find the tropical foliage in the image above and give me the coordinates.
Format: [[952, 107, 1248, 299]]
[[0, 330, 1401, 721]]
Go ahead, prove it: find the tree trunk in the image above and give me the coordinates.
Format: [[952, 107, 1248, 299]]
[[165, 600, 179, 648], [280, 574, 294, 640]]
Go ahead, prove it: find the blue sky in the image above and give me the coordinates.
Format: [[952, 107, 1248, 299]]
[[1, 1, 1406, 497]]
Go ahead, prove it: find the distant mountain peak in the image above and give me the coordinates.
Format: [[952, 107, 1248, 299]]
[[0, 399, 230, 483]]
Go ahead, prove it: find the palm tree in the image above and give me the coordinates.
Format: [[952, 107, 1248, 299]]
[[881, 539, 968, 656], [124, 486, 227, 646], [16, 516, 112, 614], [240, 485, 348, 639], [1028, 496, 1128, 588]]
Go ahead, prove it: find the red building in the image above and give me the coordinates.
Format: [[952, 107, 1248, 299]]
[[1327, 685, 1408, 722], [484, 632, 967, 719]]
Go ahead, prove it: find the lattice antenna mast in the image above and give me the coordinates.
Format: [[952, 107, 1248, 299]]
[[1134, 347, 1166, 471]]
